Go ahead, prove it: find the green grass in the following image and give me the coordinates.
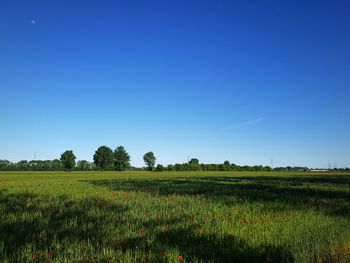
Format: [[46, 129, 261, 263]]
[[1, 171, 350, 262]]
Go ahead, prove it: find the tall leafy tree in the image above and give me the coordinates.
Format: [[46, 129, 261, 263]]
[[189, 158, 200, 170], [223, 160, 232, 171], [114, 146, 130, 171], [93, 146, 114, 170], [189, 158, 199, 165], [143, 151, 156, 171], [223, 160, 231, 166], [60, 150, 76, 171]]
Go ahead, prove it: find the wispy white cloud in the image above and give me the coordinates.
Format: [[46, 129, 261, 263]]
[[217, 117, 264, 132]]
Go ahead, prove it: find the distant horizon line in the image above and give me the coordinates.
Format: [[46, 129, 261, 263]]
[[0, 157, 347, 170]]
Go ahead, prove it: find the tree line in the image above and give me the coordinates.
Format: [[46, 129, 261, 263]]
[[0, 146, 154, 171], [0, 145, 320, 172]]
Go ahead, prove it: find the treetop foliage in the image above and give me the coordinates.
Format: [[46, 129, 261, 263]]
[[114, 146, 130, 171], [143, 152, 156, 171], [93, 146, 114, 171], [60, 150, 76, 171]]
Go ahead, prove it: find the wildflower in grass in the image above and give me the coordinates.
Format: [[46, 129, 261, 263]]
[[178, 255, 183, 261], [160, 252, 166, 257], [139, 229, 145, 235], [197, 227, 204, 234], [241, 219, 248, 225]]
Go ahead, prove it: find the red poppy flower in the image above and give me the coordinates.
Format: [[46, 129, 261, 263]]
[[178, 255, 183, 261]]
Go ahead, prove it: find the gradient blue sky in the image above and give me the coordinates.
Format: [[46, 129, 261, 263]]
[[1, 0, 349, 168]]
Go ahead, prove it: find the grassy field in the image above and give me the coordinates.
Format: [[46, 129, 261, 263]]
[[0, 171, 350, 262]]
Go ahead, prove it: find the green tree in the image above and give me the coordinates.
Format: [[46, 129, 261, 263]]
[[231, 163, 239, 171], [16, 160, 29, 170], [114, 146, 130, 171], [189, 158, 200, 170], [189, 158, 199, 165], [223, 160, 230, 166], [60, 150, 76, 171], [155, 164, 165, 172], [77, 160, 90, 170], [264, 166, 272, 172], [0, 160, 11, 170], [223, 160, 232, 171], [52, 159, 63, 170], [167, 164, 175, 171], [143, 151, 156, 171], [175, 163, 184, 171], [93, 146, 114, 170]]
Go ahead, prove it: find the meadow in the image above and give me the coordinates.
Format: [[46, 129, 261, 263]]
[[0, 171, 350, 262]]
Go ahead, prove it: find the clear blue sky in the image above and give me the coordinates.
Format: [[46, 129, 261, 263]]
[[1, 0, 349, 168]]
